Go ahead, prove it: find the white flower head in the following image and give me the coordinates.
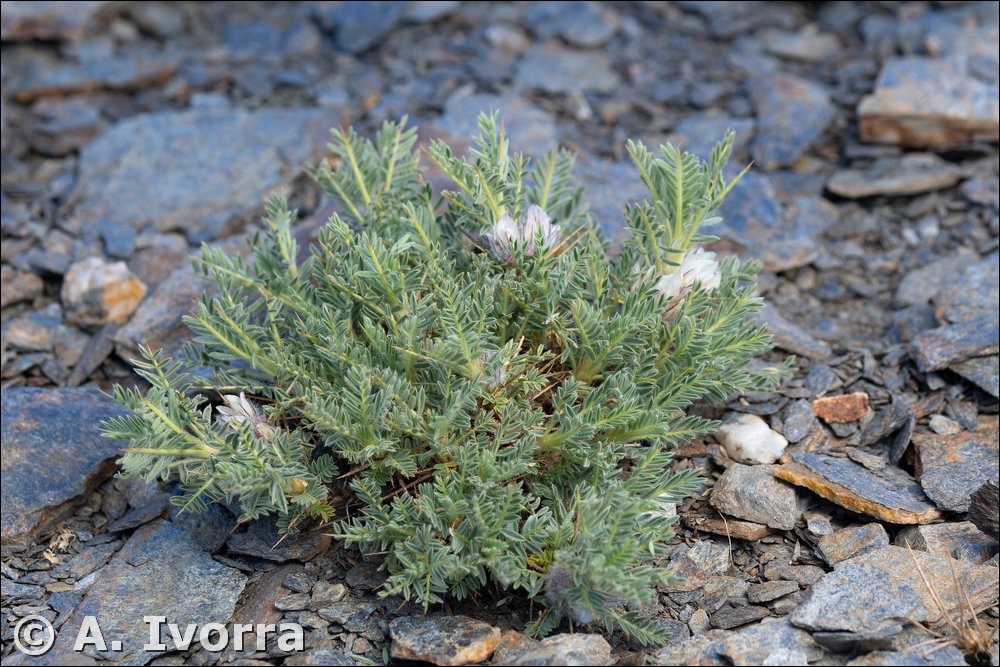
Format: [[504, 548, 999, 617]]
[[483, 205, 561, 264], [484, 212, 519, 265], [656, 248, 722, 304], [217, 392, 276, 440]]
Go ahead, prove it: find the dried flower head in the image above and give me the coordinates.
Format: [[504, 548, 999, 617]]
[[217, 392, 276, 440], [656, 248, 721, 314], [484, 204, 561, 264]]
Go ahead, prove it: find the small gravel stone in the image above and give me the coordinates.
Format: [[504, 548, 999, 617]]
[[747, 580, 799, 603], [716, 414, 789, 465], [61, 256, 147, 327]]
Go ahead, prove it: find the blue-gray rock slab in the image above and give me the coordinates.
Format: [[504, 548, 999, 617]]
[[515, 43, 620, 93], [429, 90, 558, 157], [790, 562, 926, 639], [846, 644, 968, 666], [842, 546, 999, 626], [43, 520, 247, 665], [912, 419, 999, 513], [711, 617, 826, 665], [714, 170, 838, 272], [748, 72, 835, 169], [62, 107, 342, 243], [1, 387, 127, 544]]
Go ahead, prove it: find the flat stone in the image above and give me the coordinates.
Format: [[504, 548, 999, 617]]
[[649, 634, 724, 666], [782, 399, 816, 444], [524, 1, 620, 48], [845, 546, 1000, 626], [390, 615, 500, 666], [516, 43, 619, 93], [1, 387, 127, 544], [790, 562, 925, 640], [749, 73, 835, 169], [847, 645, 968, 666], [65, 107, 339, 242], [710, 604, 768, 630], [912, 421, 999, 512], [910, 312, 998, 372], [756, 303, 832, 360], [1, 1, 113, 41], [774, 452, 943, 524], [317, 598, 382, 634], [816, 523, 890, 566], [716, 175, 836, 272], [716, 414, 788, 465], [747, 580, 799, 604], [318, 0, 410, 53], [2, 578, 45, 601], [934, 251, 998, 325], [827, 154, 965, 199], [895, 522, 998, 564], [432, 90, 557, 156], [858, 56, 999, 148], [765, 23, 841, 63], [500, 633, 611, 666], [46, 520, 246, 664], [949, 355, 999, 398], [710, 464, 801, 531], [682, 514, 774, 541], [2, 45, 178, 104], [712, 617, 824, 665], [226, 516, 330, 562], [0, 265, 44, 308], [894, 253, 976, 308], [812, 392, 870, 423], [310, 581, 348, 609]]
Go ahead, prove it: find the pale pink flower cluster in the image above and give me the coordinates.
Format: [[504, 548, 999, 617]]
[[655, 248, 722, 313], [217, 392, 276, 440], [483, 205, 561, 264]]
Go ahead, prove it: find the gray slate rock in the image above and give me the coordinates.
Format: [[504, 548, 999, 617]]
[[712, 617, 825, 665], [846, 645, 968, 666], [827, 154, 964, 199], [790, 562, 926, 645], [1, 387, 127, 544], [710, 464, 801, 531], [433, 90, 557, 156], [65, 107, 339, 242], [749, 73, 835, 169], [46, 520, 246, 664], [516, 44, 620, 93]]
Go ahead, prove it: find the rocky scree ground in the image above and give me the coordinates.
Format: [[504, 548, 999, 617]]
[[1, 1, 999, 665]]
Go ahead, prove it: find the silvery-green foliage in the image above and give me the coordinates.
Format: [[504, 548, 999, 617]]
[[103, 113, 782, 645]]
